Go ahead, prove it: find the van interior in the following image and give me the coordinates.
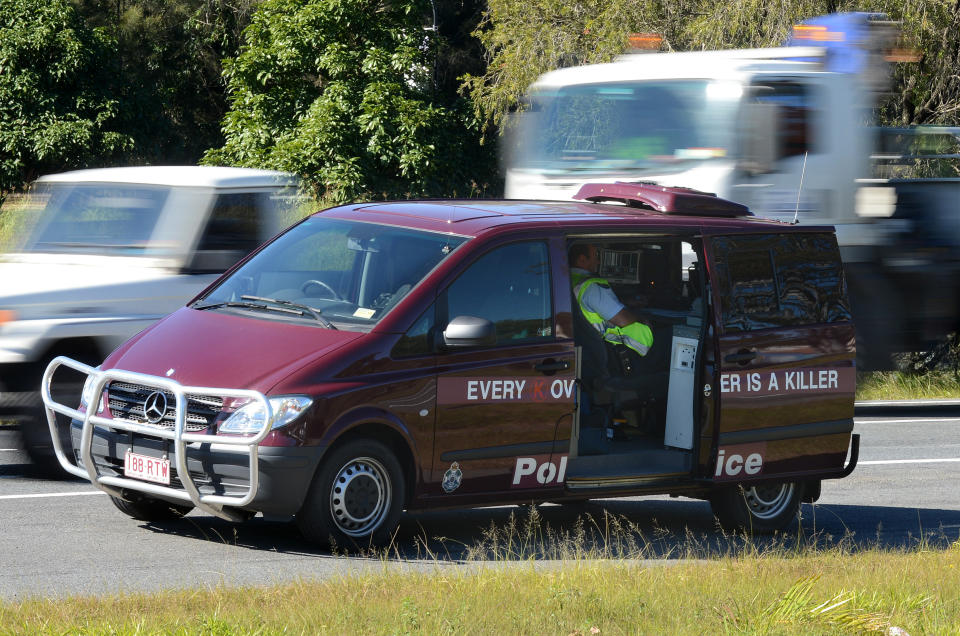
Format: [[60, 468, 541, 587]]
[[566, 237, 706, 488]]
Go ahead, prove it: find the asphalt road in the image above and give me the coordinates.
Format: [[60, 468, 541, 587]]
[[2, 406, 959, 601]]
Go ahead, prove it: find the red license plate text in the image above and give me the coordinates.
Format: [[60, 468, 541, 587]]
[[123, 449, 170, 485]]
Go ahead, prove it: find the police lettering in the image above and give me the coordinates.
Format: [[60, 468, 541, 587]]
[[715, 449, 763, 477], [512, 456, 568, 488]]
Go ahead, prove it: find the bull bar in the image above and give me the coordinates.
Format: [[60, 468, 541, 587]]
[[41, 356, 274, 522]]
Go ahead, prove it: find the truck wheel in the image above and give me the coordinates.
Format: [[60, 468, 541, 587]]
[[296, 439, 405, 549], [709, 481, 801, 534], [109, 495, 194, 522]]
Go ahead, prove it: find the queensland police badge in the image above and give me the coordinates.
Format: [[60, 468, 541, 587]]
[[442, 462, 463, 493]]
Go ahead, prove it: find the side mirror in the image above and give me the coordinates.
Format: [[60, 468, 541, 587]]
[[739, 102, 779, 175], [443, 315, 496, 348]]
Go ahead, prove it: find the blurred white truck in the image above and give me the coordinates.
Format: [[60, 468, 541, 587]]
[[0, 166, 300, 470], [504, 13, 960, 369]]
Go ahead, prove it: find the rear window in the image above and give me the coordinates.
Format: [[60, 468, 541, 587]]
[[22, 183, 169, 254], [710, 232, 851, 333]]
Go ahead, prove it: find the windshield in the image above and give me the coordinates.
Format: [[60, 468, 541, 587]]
[[19, 183, 170, 254], [507, 80, 741, 174], [194, 217, 466, 330]]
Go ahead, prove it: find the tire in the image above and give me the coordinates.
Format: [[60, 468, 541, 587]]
[[709, 481, 801, 534], [296, 439, 405, 549], [18, 404, 74, 478], [109, 494, 194, 522]]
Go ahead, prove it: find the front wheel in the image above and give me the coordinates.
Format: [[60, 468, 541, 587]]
[[710, 481, 801, 534], [110, 495, 194, 522], [296, 439, 405, 549]]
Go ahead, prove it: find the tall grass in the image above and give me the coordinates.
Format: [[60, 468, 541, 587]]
[[857, 370, 960, 401], [2, 508, 959, 634]]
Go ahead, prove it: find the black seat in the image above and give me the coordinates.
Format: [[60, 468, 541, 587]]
[[571, 296, 667, 451]]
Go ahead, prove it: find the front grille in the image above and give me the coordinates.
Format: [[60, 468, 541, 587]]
[[107, 381, 223, 432]]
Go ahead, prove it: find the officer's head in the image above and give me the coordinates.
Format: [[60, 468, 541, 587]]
[[569, 243, 600, 273]]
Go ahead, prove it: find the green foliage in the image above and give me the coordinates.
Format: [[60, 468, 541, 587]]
[[70, 0, 260, 166], [0, 0, 132, 194], [205, 0, 492, 202], [465, 0, 960, 133], [462, 0, 656, 134]]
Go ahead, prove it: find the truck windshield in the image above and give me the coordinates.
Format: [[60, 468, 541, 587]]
[[508, 80, 740, 174], [18, 183, 170, 254], [194, 217, 466, 330]]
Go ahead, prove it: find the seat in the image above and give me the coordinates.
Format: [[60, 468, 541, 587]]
[[572, 296, 667, 453]]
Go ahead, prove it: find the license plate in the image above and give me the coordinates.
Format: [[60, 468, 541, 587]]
[[124, 449, 171, 485]]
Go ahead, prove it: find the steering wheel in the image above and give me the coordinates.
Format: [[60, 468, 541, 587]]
[[300, 279, 342, 300]]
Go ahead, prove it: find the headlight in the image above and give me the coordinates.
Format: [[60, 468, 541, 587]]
[[80, 370, 105, 413], [218, 396, 312, 435]]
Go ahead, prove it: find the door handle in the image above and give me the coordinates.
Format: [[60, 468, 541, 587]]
[[724, 350, 757, 364], [535, 359, 570, 373]]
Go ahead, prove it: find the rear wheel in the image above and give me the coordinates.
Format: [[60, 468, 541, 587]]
[[110, 495, 194, 522], [710, 481, 801, 534], [296, 439, 405, 549]]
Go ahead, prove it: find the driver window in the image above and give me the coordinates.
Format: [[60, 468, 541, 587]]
[[445, 241, 552, 344]]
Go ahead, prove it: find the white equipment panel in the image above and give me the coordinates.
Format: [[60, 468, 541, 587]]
[[664, 335, 699, 449]]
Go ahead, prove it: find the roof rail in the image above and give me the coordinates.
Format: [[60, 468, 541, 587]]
[[573, 182, 752, 217]]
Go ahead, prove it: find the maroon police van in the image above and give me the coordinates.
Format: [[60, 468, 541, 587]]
[[42, 183, 858, 547]]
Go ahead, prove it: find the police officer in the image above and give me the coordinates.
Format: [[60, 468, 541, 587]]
[[569, 243, 654, 359]]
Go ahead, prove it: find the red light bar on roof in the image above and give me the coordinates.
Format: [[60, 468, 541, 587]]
[[573, 182, 752, 217]]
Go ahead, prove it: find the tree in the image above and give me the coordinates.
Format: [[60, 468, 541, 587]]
[[0, 0, 132, 194], [205, 0, 491, 202], [461, 0, 656, 135], [463, 0, 960, 134], [70, 0, 261, 165]]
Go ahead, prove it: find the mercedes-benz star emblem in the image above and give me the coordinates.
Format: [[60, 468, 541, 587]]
[[143, 391, 168, 424]]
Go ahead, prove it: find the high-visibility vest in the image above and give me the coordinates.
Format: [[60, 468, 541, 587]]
[[572, 271, 653, 357]]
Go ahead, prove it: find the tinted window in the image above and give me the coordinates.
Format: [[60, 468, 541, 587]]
[[392, 305, 435, 358], [712, 233, 851, 333], [196, 192, 266, 254], [748, 81, 816, 158], [445, 242, 552, 343]]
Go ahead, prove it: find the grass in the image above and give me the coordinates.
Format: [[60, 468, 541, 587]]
[[857, 370, 960, 401], [1, 530, 958, 633], [2, 507, 960, 634], [0, 193, 39, 253]]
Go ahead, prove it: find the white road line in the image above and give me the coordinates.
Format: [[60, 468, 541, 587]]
[[0, 448, 20, 452], [859, 458, 960, 466], [0, 491, 106, 501], [855, 418, 960, 424]]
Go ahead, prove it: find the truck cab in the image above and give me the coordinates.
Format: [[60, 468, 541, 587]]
[[504, 13, 960, 368], [0, 166, 300, 468]]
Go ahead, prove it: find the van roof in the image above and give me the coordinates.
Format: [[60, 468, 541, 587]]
[[36, 166, 299, 188], [323, 196, 824, 237]]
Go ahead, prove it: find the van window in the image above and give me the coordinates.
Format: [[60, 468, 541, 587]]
[[392, 305, 435, 357], [712, 233, 851, 332], [444, 242, 552, 343], [195, 218, 466, 330]]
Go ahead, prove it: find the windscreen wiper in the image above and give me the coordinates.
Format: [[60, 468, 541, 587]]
[[192, 300, 300, 315], [240, 295, 337, 330]]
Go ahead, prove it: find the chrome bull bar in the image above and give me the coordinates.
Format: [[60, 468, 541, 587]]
[[41, 356, 274, 522]]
